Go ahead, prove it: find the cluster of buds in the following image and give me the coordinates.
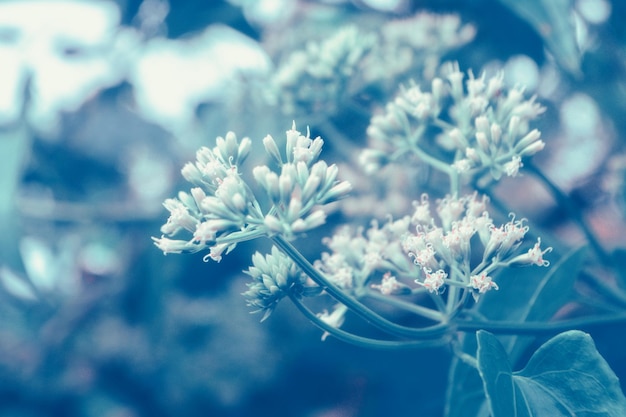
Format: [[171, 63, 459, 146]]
[[242, 246, 311, 321], [381, 13, 476, 52], [152, 132, 256, 261], [270, 25, 376, 115], [153, 123, 352, 264], [402, 193, 551, 300], [255, 123, 352, 237], [362, 63, 547, 181], [269, 12, 477, 117], [362, 12, 476, 91]]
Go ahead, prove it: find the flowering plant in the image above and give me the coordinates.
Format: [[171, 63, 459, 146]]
[[154, 5, 626, 417]]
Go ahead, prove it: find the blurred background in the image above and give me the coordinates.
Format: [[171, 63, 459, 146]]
[[0, 0, 625, 416]]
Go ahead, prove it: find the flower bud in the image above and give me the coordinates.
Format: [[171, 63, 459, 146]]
[[263, 134, 283, 165], [519, 139, 545, 156]]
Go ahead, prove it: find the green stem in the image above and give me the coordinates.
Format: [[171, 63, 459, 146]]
[[288, 293, 448, 350], [449, 168, 460, 197], [456, 312, 626, 335], [410, 144, 454, 176], [451, 341, 479, 369], [579, 270, 626, 309], [271, 235, 452, 340], [428, 290, 450, 315], [0, 121, 32, 274], [360, 289, 444, 322]]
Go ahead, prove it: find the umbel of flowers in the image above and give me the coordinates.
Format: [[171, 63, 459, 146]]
[[360, 63, 546, 182], [153, 122, 352, 263], [310, 192, 551, 333], [154, 120, 551, 339]]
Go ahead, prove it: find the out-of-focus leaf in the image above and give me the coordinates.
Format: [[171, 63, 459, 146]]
[[20, 237, 58, 293], [478, 330, 626, 417], [497, 0, 582, 76], [0, 266, 37, 301], [611, 248, 626, 293], [0, 124, 30, 273], [0, 124, 30, 215]]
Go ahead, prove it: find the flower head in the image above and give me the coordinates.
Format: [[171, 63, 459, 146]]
[[469, 272, 498, 300], [317, 304, 349, 341], [401, 193, 550, 297], [243, 246, 306, 321], [417, 268, 447, 294], [362, 64, 546, 181], [154, 123, 351, 262], [371, 272, 411, 295]]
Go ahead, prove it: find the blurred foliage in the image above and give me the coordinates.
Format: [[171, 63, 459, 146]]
[[0, 0, 625, 416]]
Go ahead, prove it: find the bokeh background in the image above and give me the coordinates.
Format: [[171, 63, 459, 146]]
[[1, 0, 625, 416]]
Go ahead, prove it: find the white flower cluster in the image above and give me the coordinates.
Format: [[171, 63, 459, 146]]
[[381, 13, 476, 51], [269, 12, 475, 118], [316, 192, 551, 302], [153, 123, 352, 262], [255, 123, 352, 236], [362, 63, 547, 181], [365, 12, 476, 83], [402, 193, 552, 299], [271, 25, 376, 115]]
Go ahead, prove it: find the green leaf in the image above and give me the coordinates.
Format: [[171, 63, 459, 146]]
[[497, 0, 582, 76], [444, 334, 490, 417], [445, 246, 587, 417], [477, 330, 626, 417], [444, 334, 487, 417], [488, 245, 588, 364], [474, 245, 586, 360]]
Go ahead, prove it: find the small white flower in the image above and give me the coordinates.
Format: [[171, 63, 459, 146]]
[[411, 194, 433, 225], [453, 158, 473, 173], [504, 155, 523, 177], [161, 198, 198, 235], [437, 195, 466, 230], [469, 272, 498, 293], [152, 236, 195, 255], [317, 304, 348, 341], [243, 246, 304, 321], [417, 268, 447, 293], [508, 238, 552, 266], [469, 272, 498, 301], [371, 272, 410, 295]]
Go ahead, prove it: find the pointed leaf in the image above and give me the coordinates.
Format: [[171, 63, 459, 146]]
[[478, 330, 626, 417], [476, 330, 517, 416], [479, 245, 587, 363]]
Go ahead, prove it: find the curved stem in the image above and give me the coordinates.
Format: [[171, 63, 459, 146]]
[[288, 293, 448, 350], [456, 312, 626, 335], [272, 235, 452, 340], [579, 270, 626, 309], [360, 289, 444, 322]]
